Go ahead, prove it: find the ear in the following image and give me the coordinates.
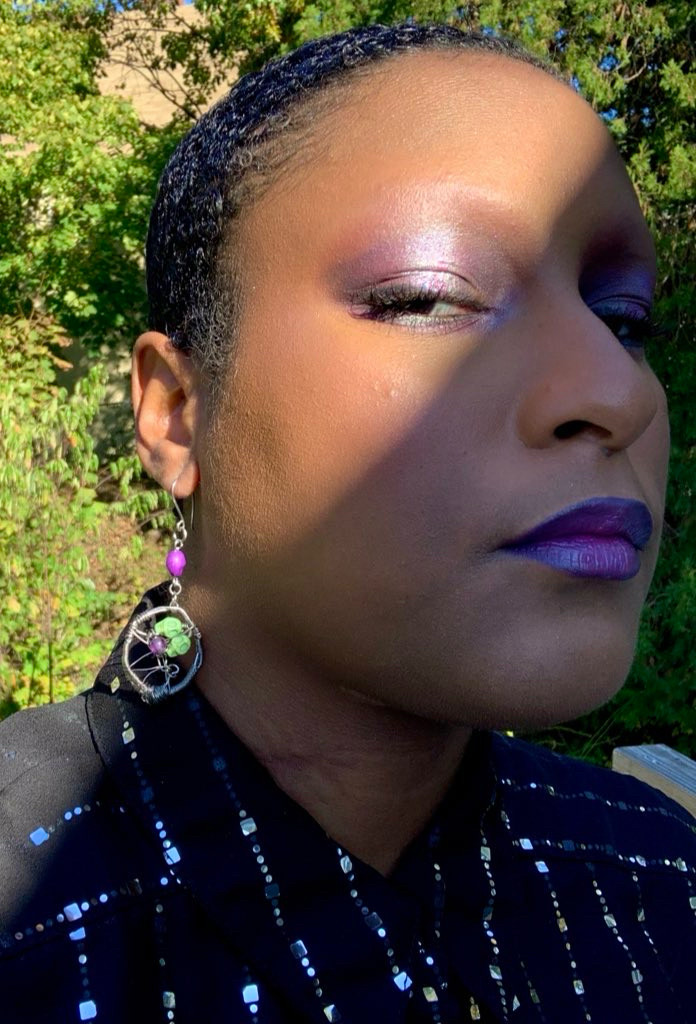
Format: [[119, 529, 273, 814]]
[[131, 331, 201, 498]]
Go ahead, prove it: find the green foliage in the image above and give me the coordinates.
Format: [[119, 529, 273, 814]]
[[0, 0, 181, 351], [0, 1, 174, 717], [107, 453, 173, 529], [0, 315, 118, 713]]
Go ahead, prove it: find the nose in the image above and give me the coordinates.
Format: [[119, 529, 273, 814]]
[[513, 296, 661, 454]]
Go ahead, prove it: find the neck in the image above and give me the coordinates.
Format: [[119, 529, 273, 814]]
[[188, 591, 470, 876]]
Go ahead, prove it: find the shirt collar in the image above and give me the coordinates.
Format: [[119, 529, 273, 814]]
[[86, 588, 500, 1017]]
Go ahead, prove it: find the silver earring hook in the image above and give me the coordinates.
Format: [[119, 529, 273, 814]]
[[170, 471, 195, 535], [170, 472, 185, 524]]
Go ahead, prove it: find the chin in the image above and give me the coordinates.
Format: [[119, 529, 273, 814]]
[[462, 637, 637, 732], [375, 611, 641, 732]]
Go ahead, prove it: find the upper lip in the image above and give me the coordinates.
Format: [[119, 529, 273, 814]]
[[501, 497, 654, 551]]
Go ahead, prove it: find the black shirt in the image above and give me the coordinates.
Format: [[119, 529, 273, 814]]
[[1, 592, 695, 1023]]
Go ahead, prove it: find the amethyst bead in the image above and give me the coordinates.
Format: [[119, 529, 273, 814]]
[[166, 548, 186, 577], [148, 635, 168, 656]]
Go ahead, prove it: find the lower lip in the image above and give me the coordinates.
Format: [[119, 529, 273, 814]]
[[502, 536, 641, 580]]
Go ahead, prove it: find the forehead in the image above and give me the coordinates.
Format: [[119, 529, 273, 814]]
[[238, 49, 654, 281]]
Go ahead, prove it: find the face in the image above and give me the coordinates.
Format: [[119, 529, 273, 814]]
[[193, 51, 669, 729]]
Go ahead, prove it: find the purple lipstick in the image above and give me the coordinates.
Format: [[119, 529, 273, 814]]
[[500, 497, 653, 581]]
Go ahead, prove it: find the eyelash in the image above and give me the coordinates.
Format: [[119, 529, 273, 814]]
[[593, 309, 664, 351], [353, 282, 664, 352], [354, 282, 488, 331]]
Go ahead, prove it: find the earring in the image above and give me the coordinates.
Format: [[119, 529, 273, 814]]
[[122, 475, 203, 704]]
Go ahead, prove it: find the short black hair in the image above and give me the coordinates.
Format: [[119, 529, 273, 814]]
[[146, 21, 561, 384]]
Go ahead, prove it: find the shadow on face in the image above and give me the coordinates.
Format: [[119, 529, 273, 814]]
[[193, 50, 670, 729]]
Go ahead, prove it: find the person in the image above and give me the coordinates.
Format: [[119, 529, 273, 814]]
[[0, 21, 694, 1024]]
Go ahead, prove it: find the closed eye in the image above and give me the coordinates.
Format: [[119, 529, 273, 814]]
[[590, 300, 664, 352], [349, 274, 490, 334]]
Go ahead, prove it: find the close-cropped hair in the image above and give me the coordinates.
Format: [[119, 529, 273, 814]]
[[146, 21, 562, 389]]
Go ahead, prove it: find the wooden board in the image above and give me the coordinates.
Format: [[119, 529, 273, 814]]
[[612, 744, 696, 819]]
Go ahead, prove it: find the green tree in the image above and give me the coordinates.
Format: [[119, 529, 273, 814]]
[[0, 314, 112, 712], [0, 0, 171, 712], [0, 0, 181, 352]]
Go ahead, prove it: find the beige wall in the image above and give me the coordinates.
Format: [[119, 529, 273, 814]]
[[100, 4, 234, 125]]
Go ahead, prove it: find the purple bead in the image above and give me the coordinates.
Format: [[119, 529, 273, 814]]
[[148, 635, 168, 656], [165, 549, 186, 577]]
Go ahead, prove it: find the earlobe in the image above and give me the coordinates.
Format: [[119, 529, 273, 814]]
[[131, 331, 201, 497]]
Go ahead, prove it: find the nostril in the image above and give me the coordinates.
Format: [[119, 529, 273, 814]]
[[554, 419, 588, 440], [554, 420, 613, 444]]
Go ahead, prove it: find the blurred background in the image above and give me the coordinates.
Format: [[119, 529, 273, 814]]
[[0, 0, 693, 763]]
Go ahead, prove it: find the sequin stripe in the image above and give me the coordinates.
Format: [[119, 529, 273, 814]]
[[688, 875, 696, 919], [509, 835, 694, 876], [114, 685, 184, 878], [34, 897, 98, 1020], [70, 920, 97, 1022], [479, 829, 510, 1022], [584, 862, 654, 1023], [9, 877, 147, 950], [498, 777, 696, 835], [153, 890, 263, 1024], [241, 965, 262, 1023], [627, 870, 681, 1008], [533, 861, 593, 1021], [25, 799, 97, 852], [153, 896, 178, 1024], [12, 881, 166, 1022], [337, 846, 445, 1022], [517, 960, 547, 1022], [416, 845, 450, 1019], [187, 694, 338, 1023]]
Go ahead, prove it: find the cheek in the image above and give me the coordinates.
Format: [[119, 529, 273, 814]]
[[212, 319, 448, 553]]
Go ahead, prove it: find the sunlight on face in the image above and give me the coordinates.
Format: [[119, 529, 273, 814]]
[[196, 51, 669, 729]]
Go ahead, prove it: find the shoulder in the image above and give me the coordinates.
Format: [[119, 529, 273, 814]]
[[489, 729, 694, 815], [473, 735, 696, 1020], [489, 731, 696, 864], [0, 694, 98, 792], [0, 695, 106, 846], [0, 694, 108, 873], [0, 697, 159, 957]]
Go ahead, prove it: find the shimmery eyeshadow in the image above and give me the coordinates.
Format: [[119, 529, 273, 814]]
[[580, 260, 656, 309], [329, 226, 508, 302]]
